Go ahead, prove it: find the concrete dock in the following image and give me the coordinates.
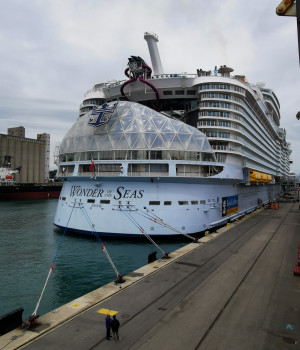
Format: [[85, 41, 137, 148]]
[[1, 201, 299, 349]]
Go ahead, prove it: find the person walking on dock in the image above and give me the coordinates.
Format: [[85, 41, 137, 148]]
[[105, 314, 112, 340], [111, 315, 120, 342]]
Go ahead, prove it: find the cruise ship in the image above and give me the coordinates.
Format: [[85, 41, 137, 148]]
[[53, 33, 291, 237]]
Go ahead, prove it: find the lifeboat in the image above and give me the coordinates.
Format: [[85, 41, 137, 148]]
[[249, 171, 261, 183], [249, 170, 272, 183]]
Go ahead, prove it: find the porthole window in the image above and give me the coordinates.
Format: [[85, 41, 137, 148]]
[[100, 200, 110, 204], [149, 201, 160, 205]]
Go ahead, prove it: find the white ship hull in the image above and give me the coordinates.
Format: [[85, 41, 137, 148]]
[[54, 176, 281, 237]]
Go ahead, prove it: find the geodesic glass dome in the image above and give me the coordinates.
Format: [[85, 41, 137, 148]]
[[59, 101, 213, 156]]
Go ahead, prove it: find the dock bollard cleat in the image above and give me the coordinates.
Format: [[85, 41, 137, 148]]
[[115, 274, 125, 285], [25, 314, 39, 328]]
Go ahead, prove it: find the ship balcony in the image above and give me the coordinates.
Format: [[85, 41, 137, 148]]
[[199, 106, 245, 119], [211, 145, 242, 153], [206, 136, 244, 146], [198, 114, 243, 124], [200, 96, 244, 110], [79, 171, 121, 177], [176, 164, 223, 177], [198, 122, 243, 131], [57, 165, 75, 177]]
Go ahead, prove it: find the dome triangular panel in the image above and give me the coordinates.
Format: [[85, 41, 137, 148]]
[[188, 135, 201, 151], [130, 119, 141, 132], [144, 120, 155, 132], [171, 120, 183, 132], [125, 132, 140, 148], [161, 132, 175, 148], [152, 117, 166, 131], [136, 117, 150, 132], [116, 134, 131, 149], [178, 134, 192, 149], [95, 135, 113, 150], [170, 135, 184, 150], [161, 121, 175, 133], [120, 118, 133, 131], [108, 133, 123, 148], [178, 123, 192, 134], [133, 134, 148, 149], [144, 132, 157, 148], [151, 135, 166, 149], [110, 120, 124, 133]]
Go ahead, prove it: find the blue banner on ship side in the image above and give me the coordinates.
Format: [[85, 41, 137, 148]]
[[222, 195, 238, 217]]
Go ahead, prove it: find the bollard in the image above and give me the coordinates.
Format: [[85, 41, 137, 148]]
[[148, 251, 157, 264]]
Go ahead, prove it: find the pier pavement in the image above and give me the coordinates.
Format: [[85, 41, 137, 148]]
[[1, 201, 299, 349]]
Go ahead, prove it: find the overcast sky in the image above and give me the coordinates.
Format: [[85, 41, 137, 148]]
[[0, 0, 299, 174]]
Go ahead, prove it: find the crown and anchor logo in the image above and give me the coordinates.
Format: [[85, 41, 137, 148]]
[[88, 102, 118, 127]]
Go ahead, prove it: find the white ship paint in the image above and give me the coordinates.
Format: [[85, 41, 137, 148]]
[[54, 33, 290, 238]]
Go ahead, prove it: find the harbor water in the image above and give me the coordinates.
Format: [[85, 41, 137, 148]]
[[0, 199, 187, 320]]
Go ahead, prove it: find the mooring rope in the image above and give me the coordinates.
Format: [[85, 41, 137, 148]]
[[133, 208, 199, 242], [80, 206, 122, 281], [122, 210, 168, 257], [31, 202, 76, 317]]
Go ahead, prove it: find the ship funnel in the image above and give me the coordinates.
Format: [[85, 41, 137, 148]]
[[144, 32, 164, 75]]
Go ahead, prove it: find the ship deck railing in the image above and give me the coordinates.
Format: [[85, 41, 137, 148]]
[[59, 171, 217, 178], [127, 171, 169, 177], [176, 172, 213, 177], [83, 72, 250, 97]]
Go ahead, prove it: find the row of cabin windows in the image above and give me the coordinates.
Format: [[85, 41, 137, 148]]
[[60, 197, 209, 206], [149, 200, 207, 205], [82, 98, 104, 106], [163, 90, 196, 96], [199, 84, 245, 94], [59, 150, 216, 163], [200, 111, 230, 117], [199, 120, 231, 127], [205, 131, 230, 138], [200, 84, 230, 90], [60, 197, 111, 204], [201, 93, 243, 104], [59, 163, 222, 177], [200, 102, 244, 114]]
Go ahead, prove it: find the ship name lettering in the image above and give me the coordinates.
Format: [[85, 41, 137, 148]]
[[70, 186, 104, 198], [114, 186, 144, 200]]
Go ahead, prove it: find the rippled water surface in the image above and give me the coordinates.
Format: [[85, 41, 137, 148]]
[[0, 199, 187, 319]]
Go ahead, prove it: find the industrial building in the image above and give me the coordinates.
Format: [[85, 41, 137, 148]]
[[0, 126, 50, 183]]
